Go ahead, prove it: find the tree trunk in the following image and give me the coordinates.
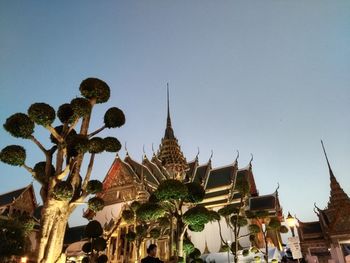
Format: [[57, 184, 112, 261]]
[[37, 198, 70, 263], [177, 230, 185, 258]]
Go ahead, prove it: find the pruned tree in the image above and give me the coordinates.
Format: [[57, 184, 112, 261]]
[[247, 211, 288, 262], [122, 201, 166, 262], [152, 179, 212, 259], [82, 220, 109, 263], [214, 172, 254, 263], [0, 215, 35, 262], [0, 78, 125, 263]]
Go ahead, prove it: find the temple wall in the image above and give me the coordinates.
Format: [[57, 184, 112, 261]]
[[95, 202, 125, 226], [189, 218, 251, 253]]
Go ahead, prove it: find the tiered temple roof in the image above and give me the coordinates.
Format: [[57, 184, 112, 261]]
[[297, 142, 350, 261], [96, 88, 281, 213]]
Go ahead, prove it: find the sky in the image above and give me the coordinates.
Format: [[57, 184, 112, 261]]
[[0, 1, 349, 227]]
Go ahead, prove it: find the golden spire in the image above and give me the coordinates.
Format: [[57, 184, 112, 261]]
[[321, 140, 350, 209], [157, 84, 188, 179]]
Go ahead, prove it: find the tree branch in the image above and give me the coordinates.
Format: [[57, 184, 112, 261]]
[[88, 125, 106, 138], [67, 118, 80, 135], [81, 153, 95, 191], [57, 162, 72, 180], [46, 125, 64, 143], [30, 135, 48, 154]]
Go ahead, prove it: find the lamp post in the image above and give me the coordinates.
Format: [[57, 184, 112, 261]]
[[286, 212, 296, 237], [286, 212, 300, 263]]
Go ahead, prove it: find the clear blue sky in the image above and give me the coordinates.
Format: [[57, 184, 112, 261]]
[[1, 1, 349, 226]]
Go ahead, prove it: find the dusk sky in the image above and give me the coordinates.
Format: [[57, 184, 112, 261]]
[[1, 1, 349, 227]]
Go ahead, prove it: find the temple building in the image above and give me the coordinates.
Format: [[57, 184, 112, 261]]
[[297, 142, 350, 263], [0, 184, 40, 262], [90, 91, 285, 263]]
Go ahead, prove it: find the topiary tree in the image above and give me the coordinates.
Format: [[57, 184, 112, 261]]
[[0, 78, 125, 263], [247, 212, 288, 262], [82, 220, 108, 263], [0, 215, 35, 262], [121, 201, 166, 262], [214, 173, 255, 263], [153, 180, 209, 259]]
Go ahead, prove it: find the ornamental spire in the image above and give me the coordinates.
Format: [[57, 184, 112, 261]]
[[321, 140, 350, 209], [164, 83, 175, 139], [157, 84, 188, 179]]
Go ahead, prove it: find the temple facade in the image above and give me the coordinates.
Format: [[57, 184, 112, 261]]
[[91, 91, 284, 263], [0, 184, 40, 262], [297, 142, 350, 263]]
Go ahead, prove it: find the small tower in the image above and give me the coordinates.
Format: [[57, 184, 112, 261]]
[[157, 85, 189, 180]]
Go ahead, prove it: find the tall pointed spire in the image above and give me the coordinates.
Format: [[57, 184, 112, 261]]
[[320, 140, 350, 209], [164, 83, 175, 139], [321, 140, 335, 180], [157, 84, 188, 179]]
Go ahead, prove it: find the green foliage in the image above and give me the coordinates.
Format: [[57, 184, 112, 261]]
[[248, 224, 261, 234], [189, 248, 201, 259], [86, 180, 103, 194], [136, 224, 148, 237], [80, 78, 110, 104], [125, 231, 137, 241], [49, 125, 77, 144], [0, 145, 26, 166], [218, 204, 239, 217], [97, 255, 108, 263], [28, 102, 55, 126], [230, 215, 248, 227], [85, 220, 103, 238], [136, 202, 165, 221], [0, 218, 29, 259], [279, 225, 289, 234], [242, 249, 250, 257], [148, 193, 159, 203], [3, 113, 34, 138], [268, 218, 281, 230], [67, 134, 90, 156], [183, 206, 211, 226], [235, 172, 250, 194], [53, 181, 73, 201], [57, 103, 74, 123], [250, 247, 259, 253], [82, 242, 92, 253], [185, 182, 205, 203], [254, 256, 261, 262], [88, 137, 105, 153], [92, 237, 107, 251], [121, 209, 135, 223], [104, 107, 125, 128], [208, 210, 220, 222], [183, 239, 195, 255], [103, 137, 121, 152], [33, 161, 55, 183], [155, 179, 188, 201], [88, 197, 105, 212], [71, 97, 91, 118], [158, 216, 170, 227], [149, 228, 161, 239], [130, 201, 141, 212], [188, 223, 205, 232]]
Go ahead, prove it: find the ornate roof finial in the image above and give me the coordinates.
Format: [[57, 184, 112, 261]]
[[125, 142, 129, 156], [235, 150, 240, 162], [321, 140, 335, 179], [320, 140, 350, 208], [209, 150, 213, 161], [164, 83, 175, 139], [195, 147, 200, 160]]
